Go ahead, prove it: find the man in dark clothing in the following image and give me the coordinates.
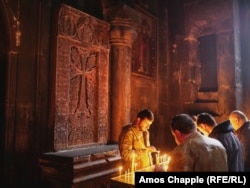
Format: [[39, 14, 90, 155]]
[[229, 110, 250, 171], [197, 112, 244, 172]]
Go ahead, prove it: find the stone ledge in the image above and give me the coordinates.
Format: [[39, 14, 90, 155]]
[[39, 144, 122, 188]]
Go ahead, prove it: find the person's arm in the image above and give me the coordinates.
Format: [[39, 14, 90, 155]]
[[167, 148, 190, 171], [119, 129, 156, 162], [119, 130, 135, 163]]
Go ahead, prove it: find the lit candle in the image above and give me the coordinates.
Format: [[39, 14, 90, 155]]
[[119, 166, 122, 176], [163, 154, 167, 163], [131, 150, 135, 172], [160, 156, 163, 164], [149, 152, 153, 166], [124, 170, 127, 182], [158, 151, 160, 164], [167, 156, 171, 163], [165, 156, 171, 171]]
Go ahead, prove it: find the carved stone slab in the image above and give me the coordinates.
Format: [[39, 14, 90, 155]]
[[53, 4, 110, 150]]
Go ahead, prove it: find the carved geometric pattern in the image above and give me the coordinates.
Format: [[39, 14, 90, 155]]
[[53, 4, 110, 150]]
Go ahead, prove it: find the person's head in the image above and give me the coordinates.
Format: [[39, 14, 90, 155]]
[[170, 114, 196, 145], [191, 115, 198, 123], [136, 109, 154, 131], [196, 112, 216, 136], [229, 110, 248, 130]]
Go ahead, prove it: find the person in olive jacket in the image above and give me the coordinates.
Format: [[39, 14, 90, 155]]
[[119, 109, 157, 172], [196, 112, 244, 172]]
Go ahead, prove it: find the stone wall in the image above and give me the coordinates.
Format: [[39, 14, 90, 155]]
[[168, 0, 241, 123]]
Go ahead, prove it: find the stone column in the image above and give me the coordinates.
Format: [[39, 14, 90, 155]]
[[109, 16, 137, 143]]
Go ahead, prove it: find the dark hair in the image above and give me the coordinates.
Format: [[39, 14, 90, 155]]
[[196, 112, 216, 127], [170, 114, 196, 134], [137, 109, 154, 121]]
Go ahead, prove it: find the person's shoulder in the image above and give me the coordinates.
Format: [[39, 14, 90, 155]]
[[122, 123, 133, 131], [119, 124, 134, 142], [208, 137, 226, 149], [238, 121, 250, 134], [244, 121, 250, 128], [198, 133, 224, 147], [120, 124, 134, 135]]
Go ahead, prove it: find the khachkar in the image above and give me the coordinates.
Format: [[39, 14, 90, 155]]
[[52, 4, 110, 150], [108, 5, 137, 143]]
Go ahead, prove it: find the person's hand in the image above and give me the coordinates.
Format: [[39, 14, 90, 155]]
[[146, 146, 156, 152], [154, 164, 166, 172]]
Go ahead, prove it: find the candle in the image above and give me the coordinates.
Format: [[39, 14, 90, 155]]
[[124, 170, 127, 182], [167, 156, 171, 163], [131, 150, 135, 172], [158, 151, 160, 164], [165, 156, 171, 171], [160, 156, 163, 164], [163, 154, 167, 163], [119, 166, 122, 176], [149, 152, 153, 166]]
